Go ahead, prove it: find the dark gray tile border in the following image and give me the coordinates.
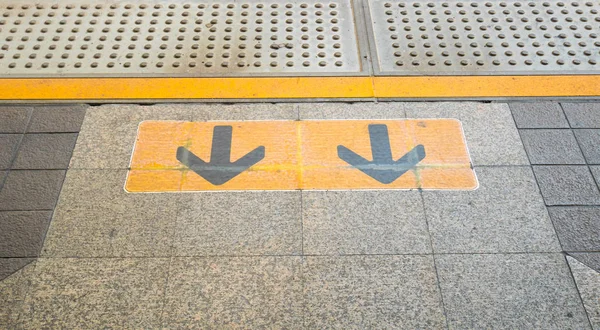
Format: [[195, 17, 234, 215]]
[[27, 105, 87, 133], [12, 134, 78, 170], [566, 256, 600, 330], [0, 134, 22, 170], [0, 170, 6, 188], [533, 165, 600, 206], [569, 252, 600, 273], [562, 103, 600, 128], [519, 129, 585, 165], [0, 107, 32, 134], [0, 258, 34, 281], [510, 102, 569, 128], [573, 129, 600, 165], [0, 170, 66, 211], [589, 165, 600, 188], [0, 211, 53, 257], [548, 207, 600, 252]]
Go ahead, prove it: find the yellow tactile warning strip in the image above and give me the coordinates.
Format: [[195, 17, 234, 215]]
[[1, 76, 600, 101], [125, 119, 477, 191]]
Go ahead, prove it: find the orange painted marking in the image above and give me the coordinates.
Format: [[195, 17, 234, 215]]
[[125, 120, 477, 191], [127, 121, 298, 191], [300, 120, 476, 189]]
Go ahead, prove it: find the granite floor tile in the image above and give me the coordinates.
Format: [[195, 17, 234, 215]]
[[27, 105, 87, 133], [21, 258, 168, 329], [437, 253, 590, 329], [0, 107, 32, 133], [570, 253, 600, 273], [0, 211, 52, 257], [590, 165, 600, 188], [562, 103, 600, 128], [510, 102, 569, 128], [519, 129, 585, 165], [69, 104, 193, 169], [174, 192, 302, 256], [0, 170, 65, 211], [302, 191, 431, 255], [0, 134, 21, 170], [534, 165, 600, 206], [0, 170, 6, 188], [405, 102, 528, 166], [574, 129, 600, 164], [0, 261, 35, 327], [567, 256, 600, 330], [191, 103, 298, 121], [12, 133, 78, 169], [298, 102, 406, 119], [548, 207, 600, 252], [42, 170, 180, 257], [303, 255, 446, 329], [163, 257, 302, 329], [423, 166, 560, 253]]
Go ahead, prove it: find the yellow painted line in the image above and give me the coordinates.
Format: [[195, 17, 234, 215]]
[[0, 75, 599, 100], [373, 75, 600, 98], [125, 120, 477, 191], [0, 77, 374, 100]]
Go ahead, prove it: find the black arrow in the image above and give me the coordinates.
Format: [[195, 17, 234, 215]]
[[337, 124, 426, 184], [176, 126, 265, 185]]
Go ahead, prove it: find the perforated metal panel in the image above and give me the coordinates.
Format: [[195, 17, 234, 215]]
[[0, 0, 362, 77], [368, 0, 600, 74]]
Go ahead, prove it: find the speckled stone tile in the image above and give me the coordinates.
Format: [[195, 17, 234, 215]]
[[21, 258, 168, 329], [0, 260, 35, 328], [437, 253, 590, 329], [567, 256, 600, 330], [422, 166, 560, 253], [174, 192, 301, 256], [298, 102, 406, 119], [69, 104, 193, 169], [42, 170, 180, 257], [162, 257, 302, 329], [190, 103, 298, 121], [302, 191, 431, 255], [405, 102, 528, 166], [303, 255, 446, 329]]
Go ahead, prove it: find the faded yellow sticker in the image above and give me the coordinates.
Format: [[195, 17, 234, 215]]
[[125, 120, 477, 191]]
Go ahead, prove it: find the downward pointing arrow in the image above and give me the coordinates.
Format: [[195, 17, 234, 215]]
[[176, 126, 265, 185], [337, 124, 426, 184]]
